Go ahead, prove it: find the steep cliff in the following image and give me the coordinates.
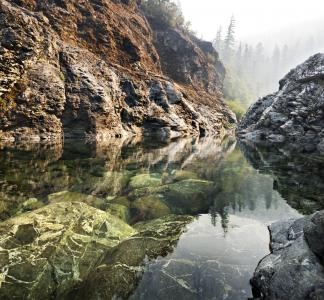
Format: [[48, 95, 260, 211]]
[[0, 0, 235, 143], [238, 53, 324, 153]]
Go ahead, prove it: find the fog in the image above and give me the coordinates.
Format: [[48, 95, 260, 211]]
[[179, 0, 324, 103], [180, 0, 324, 42]]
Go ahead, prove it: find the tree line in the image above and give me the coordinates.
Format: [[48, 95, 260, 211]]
[[213, 16, 324, 115]]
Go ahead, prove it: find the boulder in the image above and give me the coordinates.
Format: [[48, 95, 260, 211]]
[[238, 53, 324, 153], [129, 173, 162, 189], [76, 215, 194, 300], [251, 211, 324, 299], [131, 195, 171, 222], [0, 202, 135, 299]]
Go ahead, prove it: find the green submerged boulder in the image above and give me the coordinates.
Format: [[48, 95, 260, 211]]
[[129, 173, 162, 189], [161, 179, 214, 214], [131, 195, 171, 222], [48, 191, 107, 210], [0, 202, 135, 299], [106, 203, 130, 223], [165, 170, 199, 183], [76, 215, 194, 300]]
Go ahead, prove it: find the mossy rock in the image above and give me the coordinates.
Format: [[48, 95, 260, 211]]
[[76, 215, 194, 300], [48, 191, 107, 210], [22, 198, 44, 212], [128, 185, 169, 199], [0, 202, 135, 299], [111, 196, 131, 207], [106, 204, 130, 223], [129, 173, 162, 189], [164, 170, 199, 183], [131, 195, 171, 222]]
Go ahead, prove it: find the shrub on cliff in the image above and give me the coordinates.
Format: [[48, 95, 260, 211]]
[[141, 0, 184, 28]]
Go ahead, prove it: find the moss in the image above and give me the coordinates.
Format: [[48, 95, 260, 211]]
[[59, 71, 65, 81], [48, 191, 107, 210], [129, 173, 162, 189], [22, 198, 44, 212], [167, 170, 199, 183], [111, 196, 131, 207], [106, 204, 130, 223], [131, 195, 171, 222]]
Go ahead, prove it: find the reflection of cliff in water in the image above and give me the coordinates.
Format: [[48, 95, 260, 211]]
[[0, 137, 235, 221], [239, 140, 324, 214]]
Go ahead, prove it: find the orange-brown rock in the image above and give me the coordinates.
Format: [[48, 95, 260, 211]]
[[0, 0, 236, 142]]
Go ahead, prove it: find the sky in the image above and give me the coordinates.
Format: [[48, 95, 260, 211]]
[[180, 0, 324, 43]]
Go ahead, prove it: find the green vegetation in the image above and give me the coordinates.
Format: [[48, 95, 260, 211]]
[[59, 71, 65, 81], [141, 0, 185, 28], [226, 100, 246, 121]]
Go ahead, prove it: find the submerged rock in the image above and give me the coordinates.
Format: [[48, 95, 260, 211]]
[[76, 215, 194, 300], [238, 53, 324, 153], [131, 195, 171, 222], [129, 173, 162, 189], [251, 210, 324, 299], [0, 202, 135, 299], [162, 179, 214, 214], [128, 179, 214, 215], [48, 190, 107, 210]]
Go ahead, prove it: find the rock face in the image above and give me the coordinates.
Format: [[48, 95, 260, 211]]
[[238, 53, 324, 153], [0, 0, 235, 143], [251, 210, 324, 300]]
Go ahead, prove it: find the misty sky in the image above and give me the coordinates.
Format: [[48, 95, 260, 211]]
[[180, 0, 324, 43]]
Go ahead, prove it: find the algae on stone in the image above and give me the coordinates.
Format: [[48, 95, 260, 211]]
[[48, 190, 107, 210], [76, 215, 194, 300], [131, 195, 171, 222], [106, 203, 130, 223], [0, 202, 135, 299], [129, 173, 162, 189]]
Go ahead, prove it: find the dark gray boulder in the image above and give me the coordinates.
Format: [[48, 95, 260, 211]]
[[251, 210, 324, 299], [238, 53, 324, 154]]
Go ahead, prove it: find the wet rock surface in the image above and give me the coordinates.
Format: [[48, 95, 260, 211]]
[[251, 211, 324, 300], [238, 53, 324, 153], [0, 0, 235, 143]]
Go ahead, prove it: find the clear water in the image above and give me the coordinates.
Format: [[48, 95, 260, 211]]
[[0, 137, 319, 299]]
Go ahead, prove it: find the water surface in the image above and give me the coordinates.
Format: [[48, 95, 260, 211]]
[[0, 137, 317, 299]]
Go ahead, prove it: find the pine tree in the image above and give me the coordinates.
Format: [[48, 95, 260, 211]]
[[223, 15, 236, 62]]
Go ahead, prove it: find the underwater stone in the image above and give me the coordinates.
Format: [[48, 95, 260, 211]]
[[0, 202, 135, 299], [131, 195, 171, 222], [129, 173, 162, 189], [48, 191, 107, 210]]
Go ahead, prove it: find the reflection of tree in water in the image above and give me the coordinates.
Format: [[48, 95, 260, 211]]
[[208, 149, 277, 231], [209, 195, 229, 233]]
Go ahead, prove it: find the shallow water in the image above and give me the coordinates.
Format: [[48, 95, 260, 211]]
[[0, 137, 321, 299]]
